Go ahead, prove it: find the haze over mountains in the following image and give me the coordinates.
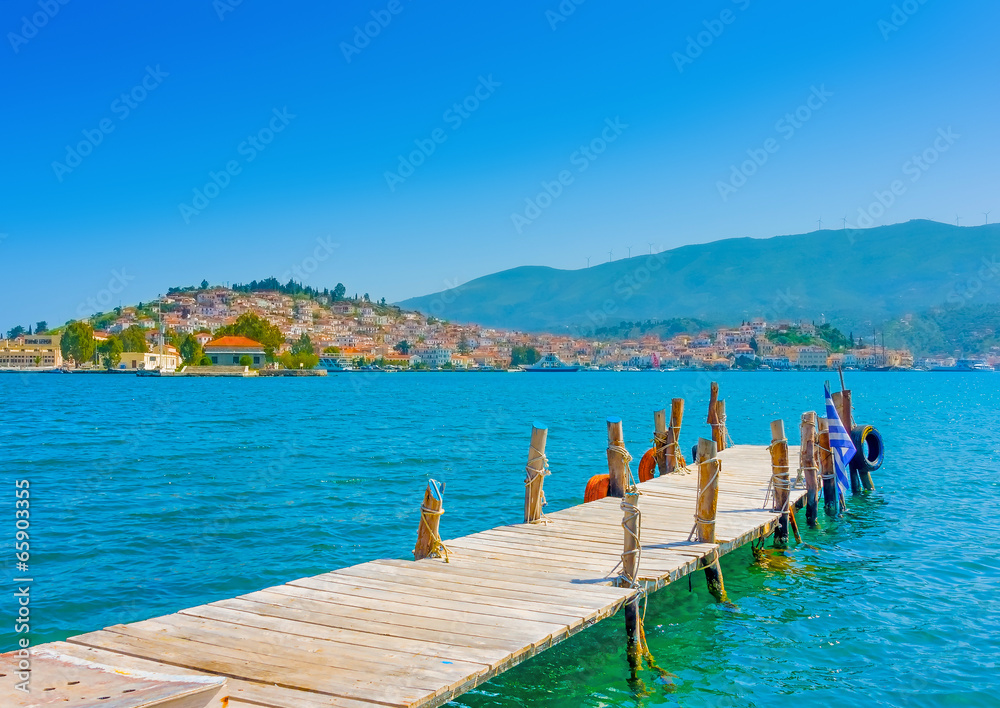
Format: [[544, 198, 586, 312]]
[[400, 221, 1000, 334]]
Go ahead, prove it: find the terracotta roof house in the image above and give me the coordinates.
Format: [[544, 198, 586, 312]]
[[204, 336, 265, 367]]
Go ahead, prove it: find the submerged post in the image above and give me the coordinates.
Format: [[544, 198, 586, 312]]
[[800, 412, 819, 528], [607, 417, 627, 498], [414, 479, 449, 561], [653, 407, 668, 476], [666, 398, 686, 473], [620, 486, 642, 670], [769, 419, 790, 546], [523, 423, 549, 524], [818, 418, 837, 515], [695, 438, 727, 602]]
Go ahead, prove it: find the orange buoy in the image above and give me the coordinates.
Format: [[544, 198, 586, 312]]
[[638, 447, 657, 482], [584, 474, 610, 502]]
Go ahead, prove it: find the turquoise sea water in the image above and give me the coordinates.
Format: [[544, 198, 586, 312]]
[[1, 372, 998, 706]]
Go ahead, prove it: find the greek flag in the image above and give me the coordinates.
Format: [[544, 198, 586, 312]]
[[825, 383, 856, 501]]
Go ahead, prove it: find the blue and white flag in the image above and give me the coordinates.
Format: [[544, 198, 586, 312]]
[[825, 383, 857, 501]]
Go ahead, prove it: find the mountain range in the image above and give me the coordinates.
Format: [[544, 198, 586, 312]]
[[399, 220, 1000, 335]]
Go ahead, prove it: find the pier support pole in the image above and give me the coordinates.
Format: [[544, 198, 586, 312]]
[[769, 420, 790, 547], [818, 418, 837, 515], [606, 417, 627, 498], [413, 479, 449, 561], [715, 400, 728, 451], [695, 438, 727, 602], [707, 382, 724, 451], [801, 412, 819, 528], [523, 423, 549, 524], [666, 398, 686, 473], [620, 486, 642, 671], [653, 408, 668, 476]]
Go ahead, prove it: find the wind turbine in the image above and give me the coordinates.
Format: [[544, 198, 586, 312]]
[[842, 216, 848, 230], [608, 250, 613, 263], [586, 256, 591, 268], [648, 242, 654, 254], [956, 215, 962, 226], [985, 211, 991, 225], [626, 245, 632, 258], [817, 218, 823, 230]]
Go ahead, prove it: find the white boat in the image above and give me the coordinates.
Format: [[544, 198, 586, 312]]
[[523, 354, 579, 372]]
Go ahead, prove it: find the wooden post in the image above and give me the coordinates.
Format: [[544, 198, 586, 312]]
[[715, 399, 728, 451], [665, 398, 685, 473], [413, 479, 447, 561], [769, 419, 790, 546], [831, 391, 861, 494], [653, 407, 668, 476], [800, 412, 819, 528], [620, 487, 642, 670], [695, 438, 727, 602], [707, 382, 723, 450], [818, 418, 837, 515], [606, 417, 627, 498], [523, 423, 548, 524]]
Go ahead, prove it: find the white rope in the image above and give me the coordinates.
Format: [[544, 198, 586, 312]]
[[523, 445, 551, 524]]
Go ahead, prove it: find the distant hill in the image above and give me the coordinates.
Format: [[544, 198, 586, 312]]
[[399, 220, 1000, 335]]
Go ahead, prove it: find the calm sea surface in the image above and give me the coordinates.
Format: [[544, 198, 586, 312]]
[[1, 372, 998, 707]]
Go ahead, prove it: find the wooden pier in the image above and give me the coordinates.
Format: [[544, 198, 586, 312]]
[[5, 440, 809, 708]]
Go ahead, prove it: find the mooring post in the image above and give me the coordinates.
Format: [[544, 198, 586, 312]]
[[523, 423, 549, 524], [620, 486, 642, 670], [716, 399, 728, 451], [832, 390, 862, 495], [707, 382, 724, 451], [606, 417, 627, 498], [414, 479, 449, 561], [801, 412, 819, 528], [769, 419, 790, 546], [695, 437, 727, 602], [653, 407, 668, 476], [666, 398, 685, 473], [818, 418, 837, 515]]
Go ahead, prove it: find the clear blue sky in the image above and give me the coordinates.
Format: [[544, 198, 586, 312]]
[[2, 0, 998, 329]]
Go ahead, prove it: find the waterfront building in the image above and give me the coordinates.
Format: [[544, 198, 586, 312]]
[[0, 334, 63, 368], [118, 346, 181, 372], [204, 336, 265, 367]]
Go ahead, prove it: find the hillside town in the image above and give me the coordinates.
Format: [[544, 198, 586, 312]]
[[2, 283, 988, 373]]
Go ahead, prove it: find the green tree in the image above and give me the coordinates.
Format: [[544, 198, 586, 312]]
[[456, 335, 471, 354], [119, 325, 149, 352], [393, 340, 411, 354], [323, 346, 341, 354], [239, 355, 253, 367], [198, 355, 213, 366], [98, 336, 124, 369], [332, 283, 346, 301], [280, 350, 319, 369], [35, 321, 48, 334], [61, 321, 96, 367], [201, 279, 209, 289], [6, 325, 25, 339], [178, 334, 203, 364], [291, 333, 314, 356], [749, 336, 758, 353], [214, 313, 283, 359], [509, 346, 540, 367]]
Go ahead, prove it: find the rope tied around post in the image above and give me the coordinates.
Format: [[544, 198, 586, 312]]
[[418, 504, 451, 562], [523, 444, 551, 523], [415, 479, 452, 562], [688, 459, 722, 541]]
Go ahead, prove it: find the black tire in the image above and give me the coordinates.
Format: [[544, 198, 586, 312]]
[[850, 425, 884, 473]]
